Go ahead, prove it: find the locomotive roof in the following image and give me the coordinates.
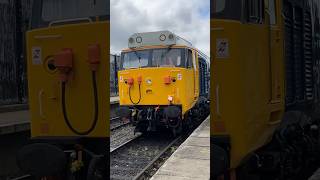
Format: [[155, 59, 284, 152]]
[[128, 30, 194, 49]]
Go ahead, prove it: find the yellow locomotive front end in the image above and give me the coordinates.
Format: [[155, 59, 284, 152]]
[[17, 0, 109, 179], [117, 31, 210, 135]]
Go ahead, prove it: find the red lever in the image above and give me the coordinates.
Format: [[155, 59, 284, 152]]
[[54, 48, 73, 82], [164, 76, 171, 85], [127, 77, 134, 87], [137, 76, 142, 85], [88, 44, 101, 71]]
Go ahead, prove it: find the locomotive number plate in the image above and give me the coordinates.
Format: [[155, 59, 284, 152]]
[[216, 39, 229, 58]]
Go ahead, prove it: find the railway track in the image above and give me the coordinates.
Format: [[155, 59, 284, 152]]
[[110, 116, 131, 131], [10, 174, 32, 180], [110, 133, 181, 180]]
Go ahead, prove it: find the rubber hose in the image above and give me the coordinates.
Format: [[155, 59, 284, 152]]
[[61, 71, 98, 135], [129, 84, 141, 105]]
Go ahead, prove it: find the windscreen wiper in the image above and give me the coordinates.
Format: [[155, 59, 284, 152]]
[[130, 48, 142, 67]]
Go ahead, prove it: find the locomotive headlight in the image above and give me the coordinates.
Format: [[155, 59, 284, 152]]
[[136, 36, 142, 43], [146, 79, 152, 85], [159, 34, 166, 41], [168, 95, 173, 102]]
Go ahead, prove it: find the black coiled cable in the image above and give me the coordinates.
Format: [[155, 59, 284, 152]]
[[61, 71, 99, 135], [129, 84, 141, 105]]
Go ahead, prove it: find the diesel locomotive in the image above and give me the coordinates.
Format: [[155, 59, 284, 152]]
[[212, 0, 320, 179], [117, 31, 210, 136], [16, 0, 109, 179]]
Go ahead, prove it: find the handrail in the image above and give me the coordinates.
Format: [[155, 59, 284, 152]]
[[49, 17, 92, 27]]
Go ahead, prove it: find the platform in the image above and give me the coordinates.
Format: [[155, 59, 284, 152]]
[[309, 168, 320, 180], [0, 97, 119, 135], [0, 110, 30, 135], [110, 96, 120, 105], [151, 116, 210, 180]]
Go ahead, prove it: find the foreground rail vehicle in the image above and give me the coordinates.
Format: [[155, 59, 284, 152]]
[[117, 31, 210, 135], [16, 0, 109, 179], [212, 0, 320, 179]]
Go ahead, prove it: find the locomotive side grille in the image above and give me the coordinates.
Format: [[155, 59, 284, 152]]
[[284, 1, 315, 107], [284, 3, 295, 104], [199, 58, 209, 97], [303, 11, 313, 101], [293, 7, 304, 102]]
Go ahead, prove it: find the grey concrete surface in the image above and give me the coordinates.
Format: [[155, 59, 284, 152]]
[[0, 111, 30, 135], [309, 168, 320, 180], [151, 116, 210, 180]]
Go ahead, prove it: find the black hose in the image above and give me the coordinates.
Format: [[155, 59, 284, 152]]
[[129, 84, 141, 105], [61, 71, 99, 135]]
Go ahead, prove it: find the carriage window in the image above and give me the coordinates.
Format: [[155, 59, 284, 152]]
[[247, 0, 264, 24], [268, 0, 277, 25]]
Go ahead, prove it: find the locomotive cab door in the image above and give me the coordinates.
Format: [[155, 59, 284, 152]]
[[265, 0, 284, 124], [186, 49, 196, 103], [193, 50, 200, 99], [266, 0, 283, 104]]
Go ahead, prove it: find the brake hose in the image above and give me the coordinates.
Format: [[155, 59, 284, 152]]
[[129, 84, 141, 105], [61, 71, 99, 135]]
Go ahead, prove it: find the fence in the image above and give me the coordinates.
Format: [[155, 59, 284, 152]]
[[0, 0, 31, 106], [110, 54, 120, 97], [0, 0, 119, 105]]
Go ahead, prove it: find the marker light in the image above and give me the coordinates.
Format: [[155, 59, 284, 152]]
[[159, 34, 166, 41]]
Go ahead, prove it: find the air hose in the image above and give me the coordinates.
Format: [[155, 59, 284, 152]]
[[129, 84, 141, 105], [61, 71, 99, 135]]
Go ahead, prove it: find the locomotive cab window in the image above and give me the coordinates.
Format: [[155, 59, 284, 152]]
[[31, 0, 109, 29], [211, 0, 241, 20], [267, 0, 277, 25], [213, 0, 225, 13], [247, 0, 264, 24], [120, 48, 186, 70], [121, 50, 150, 70], [186, 49, 193, 69], [152, 49, 183, 67]]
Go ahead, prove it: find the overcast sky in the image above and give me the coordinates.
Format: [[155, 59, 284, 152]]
[[110, 0, 210, 56]]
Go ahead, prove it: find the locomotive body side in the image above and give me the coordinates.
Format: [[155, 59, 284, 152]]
[[212, 0, 285, 169], [212, 0, 320, 179]]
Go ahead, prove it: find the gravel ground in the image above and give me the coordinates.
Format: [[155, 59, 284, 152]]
[[110, 134, 174, 180]]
